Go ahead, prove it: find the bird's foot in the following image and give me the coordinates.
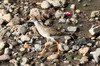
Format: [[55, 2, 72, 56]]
[[39, 51, 45, 56]]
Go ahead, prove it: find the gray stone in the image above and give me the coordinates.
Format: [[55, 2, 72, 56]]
[[0, 18, 4, 24], [58, 43, 69, 51], [90, 48, 100, 62], [47, 0, 67, 7], [34, 44, 42, 51], [9, 59, 18, 66], [67, 26, 77, 32], [0, 54, 10, 61], [4, 48, 9, 54], [21, 57, 28, 66], [20, 35, 30, 42], [41, 1, 51, 9], [89, 25, 100, 35], [80, 56, 88, 64], [90, 10, 100, 18], [55, 10, 63, 18], [7, 16, 21, 26], [1, 13, 12, 22], [47, 54, 58, 61], [40, 63, 45, 66], [72, 45, 79, 50], [0, 40, 5, 50]]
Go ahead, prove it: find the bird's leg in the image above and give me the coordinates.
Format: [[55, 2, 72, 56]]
[[39, 42, 48, 56], [53, 40, 61, 55]]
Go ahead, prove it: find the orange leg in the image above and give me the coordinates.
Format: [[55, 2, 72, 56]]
[[53, 40, 61, 55], [39, 42, 48, 56]]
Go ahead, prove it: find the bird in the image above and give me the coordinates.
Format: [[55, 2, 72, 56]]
[[28, 17, 68, 56]]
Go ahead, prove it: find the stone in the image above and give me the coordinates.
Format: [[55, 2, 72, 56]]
[[44, 19, 53, 26], [55, 10, 63, 19], [34, 44, 42, 51], [90, 10, 100, 18], [40, 63, 45, 66], [75, 9, 81, 14], [4, 48, 9, 54], [0, 18, 4, 24], [0, 40, 5, 50], [47, 54, 58, 61], [58, 43, 69, 51], [89, 18, 95, 22], [21, 57, 28, 66], [29, 8, 41, 17], [90, 48, 100, 62], [79, 47, 90, 56], [70, 4, 75, 9], [67, 26, 77, 32], [80, 56, 88, 64], [9, 59, 18, 66], [89, 25, 100, 35], [41, 1, 51, 9], [20, 35, 30, 42], [72, 45, 80, 50], [3, 0, 9, 4], [75, 37, 89, 45], [59, 16, 66, 23], [70, 18, 78, 24], [1, 13, 12, 22], [20, 47, 25, 51], [7, 16, 21, 26], [87, 43, 92, 46], [0, 54, 10, 61], [0, 5, 6, 15], [47, 0, 67, 7]]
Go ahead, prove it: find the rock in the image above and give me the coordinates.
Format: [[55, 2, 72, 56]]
[[47, 0, 67, 7], [72, 45, 80, 50], [89, 18, 95, 22], [0, 40, 5, 50], [40, 63, 45, 66], [89, 25, 100, 35], [79, 47, 90, 56], [90, 10, 100, 18], [67, 26, 77, 32], [70, 4, 75, 9], [4, 48, 9, 54], [41, 1, 51, 9], [75, 37, 89, 45], [21, 57, 28, 66], [90, 48, 100, 62], [70, 18, 78, 24], [87, 43, 92, 46], [29, 8, 40, 17], [20, 47, 25, 51], [20, 35, 30, 42], [58, 43, 69, 51], [7, 16, 21, 26], [47, 54, 58, 61], [0, 54, 10, 61], [3, 0, 9, 4], [75, 9, 81, 14], [9, 59, 18, 66], [80, 56, 88, 64], [0, 5, 6, 15], [0, 18, 4, 24], [55, 10, 63, 18], [1, 13, 12, 22], [34, 44, 42, 51], [59, 16, 66, 23]]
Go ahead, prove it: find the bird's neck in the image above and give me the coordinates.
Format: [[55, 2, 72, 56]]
[[34, 21, 42, 29]]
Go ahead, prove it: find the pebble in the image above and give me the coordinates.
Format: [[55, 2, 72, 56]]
[[4, 48, 9, 54], [87, 43, 92, 46], [80, 56, 88, 64], [70, 18, 78, 24], [29, 8, 40, 17], [0, 54, 10, 61], [67, 26, 78, 32], [21, 57, 28, 65], [70, 4, 75, 9], [3, 0, 9, 4], [89, 18, 95, 22], [0, 18, 4, 24], [89, 25, 100, 35], [90, 10, 100, 18], [1, 13, 12, 22], [79, 47, 90, 56], [75, 9, 81, 14], [9, 59, 18, 66], [20, 35, 30, 42], [90, 48, 100, 62], [7, 16, 21, 26], [0, 5, 6, 15], [58, 43, 69, 51], [0, 40, 5, 50], [72, 45, 80, 50], [47, 54, 58, 61], [41, 1, 51, 9], [20, 47, 25, 51], [34, 44, 42, 51], [40, 63, 45, 66], [55, 10, 63, 19]]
